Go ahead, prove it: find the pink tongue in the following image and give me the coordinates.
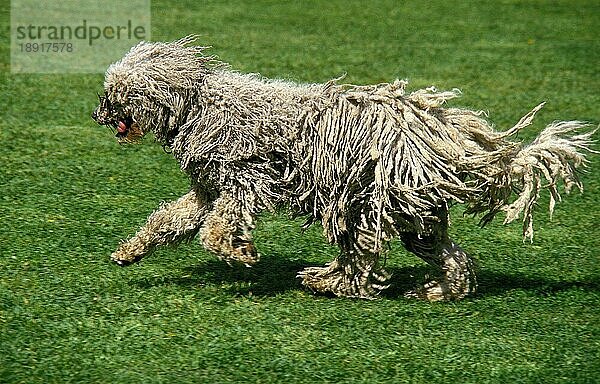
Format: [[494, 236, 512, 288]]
[[117, 121, 127, 133]]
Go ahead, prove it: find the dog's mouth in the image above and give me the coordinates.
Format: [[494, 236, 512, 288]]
[[110, 116, 143, 143], [114, 116, 133, 139], [93, 94, 143, 143]]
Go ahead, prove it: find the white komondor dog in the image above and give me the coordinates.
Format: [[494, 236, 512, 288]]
[[93, 36, 595, 300]]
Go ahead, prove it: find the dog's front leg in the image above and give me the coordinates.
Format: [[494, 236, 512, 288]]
[[199, 191, 259, 266], [111, 188, 211, 265]]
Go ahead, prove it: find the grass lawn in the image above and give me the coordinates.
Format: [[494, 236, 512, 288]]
[[1, 1, 599, 383]]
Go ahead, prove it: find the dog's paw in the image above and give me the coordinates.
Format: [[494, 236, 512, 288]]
[[110, 242, 147, 266], [298, 264, 388, 299], [229, 241, 260, 267], [215, 239, 260, 267], [405, 280, 472, 301], [111, 253, 141, 266], [404, 280, 450, 301]]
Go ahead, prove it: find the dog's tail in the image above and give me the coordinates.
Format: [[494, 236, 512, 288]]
[[493, 105, 596, 240]]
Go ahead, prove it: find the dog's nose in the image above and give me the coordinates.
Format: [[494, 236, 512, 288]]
[[92, 107, 106, 124]]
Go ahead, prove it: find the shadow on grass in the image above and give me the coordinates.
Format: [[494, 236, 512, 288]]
[[132, 255, 600, 299], [133, 254, 317, 296], [385, 268, 600, 299], [475, 271, 600, 298]]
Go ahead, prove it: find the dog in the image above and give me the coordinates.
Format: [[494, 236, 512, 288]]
[[93, 36, 594, 300]]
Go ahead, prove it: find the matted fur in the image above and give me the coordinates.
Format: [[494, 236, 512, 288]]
[[93, 36, 595, 300]]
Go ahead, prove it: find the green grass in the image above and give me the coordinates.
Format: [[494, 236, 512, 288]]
[[1, 1, 599, 383]]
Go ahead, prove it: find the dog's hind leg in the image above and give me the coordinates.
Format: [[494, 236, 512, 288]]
[[298, 222, 391, 299], [111, 188, 211, 265], [401, 211, 477, 301], [199, 192, 260, 267]]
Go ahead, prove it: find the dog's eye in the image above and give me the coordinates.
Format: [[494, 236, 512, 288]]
[[97, 94, 111, 108], [97, 94, 125, 113]]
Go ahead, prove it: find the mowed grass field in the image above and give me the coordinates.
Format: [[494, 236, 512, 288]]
[[1, 1, 599, 383]]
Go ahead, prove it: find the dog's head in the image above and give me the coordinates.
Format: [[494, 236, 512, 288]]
[[92, 35, 214, 143], [92, 91, 142, 143]]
